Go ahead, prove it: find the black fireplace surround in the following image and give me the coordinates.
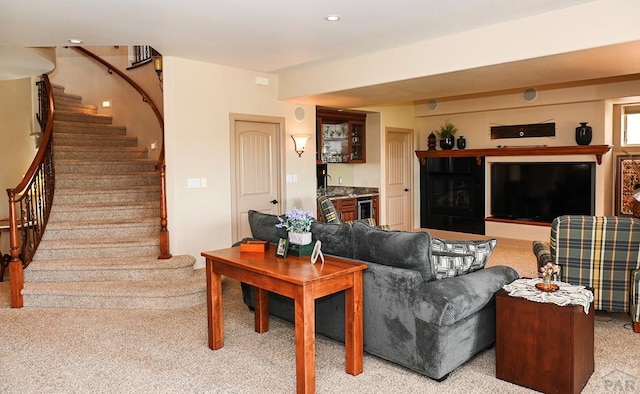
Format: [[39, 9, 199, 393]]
[[420, 157, 485, 234]]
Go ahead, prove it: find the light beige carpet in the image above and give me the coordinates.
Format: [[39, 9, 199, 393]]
[[0, 243, 638, 393]]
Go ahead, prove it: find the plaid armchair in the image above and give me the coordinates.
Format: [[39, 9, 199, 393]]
[[534, 216, 640, 329]]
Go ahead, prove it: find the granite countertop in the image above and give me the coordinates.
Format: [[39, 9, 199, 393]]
[[317, 186, 379, 199]]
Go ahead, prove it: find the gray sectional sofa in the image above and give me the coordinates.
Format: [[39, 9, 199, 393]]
[[241, 210, 518, 380]]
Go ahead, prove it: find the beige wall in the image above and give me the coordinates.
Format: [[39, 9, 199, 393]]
[[49, 46, 164, 161], [163, 57, 316, 267], [413, 80, 640, 241], [0, 77, 37, 252]]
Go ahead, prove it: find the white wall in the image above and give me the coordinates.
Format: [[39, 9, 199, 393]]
[[278, 0, 640, 100], [163, 57, 316, 267]]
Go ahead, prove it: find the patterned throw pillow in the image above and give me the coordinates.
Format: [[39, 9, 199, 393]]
[[430, 238, 497, 280]]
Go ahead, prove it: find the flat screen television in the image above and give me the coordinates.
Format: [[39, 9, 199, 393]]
[[490, 162, 595, 223]]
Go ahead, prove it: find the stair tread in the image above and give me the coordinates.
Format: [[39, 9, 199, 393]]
[[53, 132, 137, 140], [46, 217, 158, 228], [56, 158, 155, 164], [56, 185, 158, 193], [54, 145, 146, 151], [28, 255, 195, 271], [57, 172, 159, 179], [52, 201, 159, 210], [22, 269, 205, 297], [55, 109, 111, 117], [53, 120, 123, 128], [38, 237, 159, 248]]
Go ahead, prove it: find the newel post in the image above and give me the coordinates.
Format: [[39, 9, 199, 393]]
[[158, 163, 171, 259], [7, 190, 24, 308]]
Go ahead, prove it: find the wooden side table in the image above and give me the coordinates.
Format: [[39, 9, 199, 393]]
[[495, 290, 594, 394]]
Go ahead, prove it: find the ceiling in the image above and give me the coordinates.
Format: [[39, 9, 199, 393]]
[[1, 0, 638, 107]]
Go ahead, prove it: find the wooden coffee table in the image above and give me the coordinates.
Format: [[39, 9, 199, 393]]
[[495, 290, 594, 394], [202, 247, 367, 394]]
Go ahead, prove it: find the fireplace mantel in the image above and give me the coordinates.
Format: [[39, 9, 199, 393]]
[[415, 145, 611, 166]]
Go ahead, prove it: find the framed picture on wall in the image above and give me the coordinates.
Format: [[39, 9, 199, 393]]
[[615, 155, 640, 216]]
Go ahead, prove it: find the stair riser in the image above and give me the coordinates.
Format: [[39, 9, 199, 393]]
[[56, 162, 157, 174], [54, 148, 148, 160], [57, 175, 160, 189], [54, 135, 138, 148], [53, 93, 82, 106], [43, 224, 159, 241], [25, 265, 193, 283], [54, 103, 97, 115], [34, 245, 159, 260], [55, 191, 160, 205], [22, 291, 206, 309], [49, 206, 159, 221], [54, 112, 112, 125], [53, 122, 126, 135]]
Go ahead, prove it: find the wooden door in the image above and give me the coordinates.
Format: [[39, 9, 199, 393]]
[[231, 116, 283, 243], [385, 128, 413, 231]]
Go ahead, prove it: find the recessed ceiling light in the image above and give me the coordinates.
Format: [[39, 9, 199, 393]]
[[68, 39, 83, 44], [325, 15, 341, 22]]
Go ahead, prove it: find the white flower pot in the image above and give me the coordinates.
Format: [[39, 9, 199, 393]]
[[288, 231, 312, 246]]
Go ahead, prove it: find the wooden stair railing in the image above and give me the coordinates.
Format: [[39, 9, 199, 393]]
[[6, 74, 55, 307], [72, 46, 171, 260]]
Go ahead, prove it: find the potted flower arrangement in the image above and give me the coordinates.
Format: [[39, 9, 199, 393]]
[[276, 208, 314, 245], [539, 262, 560, 289], [436, 120, 457, 150]]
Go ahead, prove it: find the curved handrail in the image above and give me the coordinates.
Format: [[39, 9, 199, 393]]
[[6, 74, 55, 307], [71, 46, 171, 259]]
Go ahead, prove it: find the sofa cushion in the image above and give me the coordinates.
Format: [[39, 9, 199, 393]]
[[415, 265, 520, 326], [247, 210, 288, 244], [310, 221, 353, 258], [430, 238, 497, 279], [352, 221, 433, 281]]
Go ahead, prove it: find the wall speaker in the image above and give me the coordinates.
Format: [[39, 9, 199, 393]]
[[294, 106, 305, 122], [427, 99, 438, 111], [523, 88, 538, 102], [490, 122, 555, 139]]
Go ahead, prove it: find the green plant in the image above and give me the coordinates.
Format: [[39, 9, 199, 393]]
[[436, 120, 458, 139]]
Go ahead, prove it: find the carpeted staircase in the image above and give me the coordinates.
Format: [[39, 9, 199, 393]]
[[21, 84, 206, 309]]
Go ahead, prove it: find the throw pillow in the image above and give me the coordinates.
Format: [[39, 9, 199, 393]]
[[352, 221, 434, 281], [247, 210, 288, 244], [430, 238, 497, 280]]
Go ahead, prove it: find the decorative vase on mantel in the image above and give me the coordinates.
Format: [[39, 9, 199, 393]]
[[427, 132, 437, 150], [439, 136, 455, 150], [288, 231, 312, 246], [575, 122, 593, 146], [456, 136, 466, 150]]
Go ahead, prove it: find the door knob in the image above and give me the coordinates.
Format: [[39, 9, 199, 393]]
[[404, 188, 409, 192], [270, 199, 279, 205]]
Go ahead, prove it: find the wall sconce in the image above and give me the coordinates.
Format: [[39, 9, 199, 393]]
[[291, 134, 311, 157], [152, 52, 163, 90]]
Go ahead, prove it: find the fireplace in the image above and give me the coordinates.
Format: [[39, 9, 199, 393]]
[[420, 157, 485, 234]]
